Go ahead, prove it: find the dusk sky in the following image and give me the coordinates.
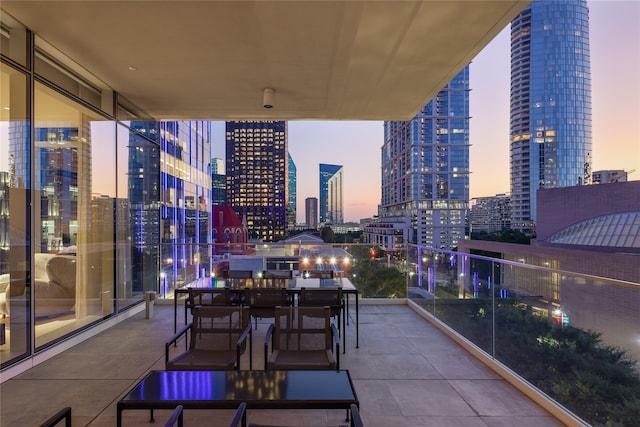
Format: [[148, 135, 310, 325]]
[[212, 0, 640, 223]]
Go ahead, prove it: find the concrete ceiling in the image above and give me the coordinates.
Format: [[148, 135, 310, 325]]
[[2, 1, 529, 121]]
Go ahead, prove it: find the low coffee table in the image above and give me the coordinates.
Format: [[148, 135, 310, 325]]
[[117, 370, 359, 427]]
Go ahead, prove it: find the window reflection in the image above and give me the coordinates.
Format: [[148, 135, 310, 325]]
[[33, 82, 116, 348], [0, 62, 30, 366]]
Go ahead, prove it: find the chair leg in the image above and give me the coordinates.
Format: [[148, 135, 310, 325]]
[[342, 307, 346, 354], [345, 297, 350, 325]]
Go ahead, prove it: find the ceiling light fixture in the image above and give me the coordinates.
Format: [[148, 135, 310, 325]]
[[128, 66, 137, 71], [263, 88, 274, 109]]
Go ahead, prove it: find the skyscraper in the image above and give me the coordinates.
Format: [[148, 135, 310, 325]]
[[510, 0, 592, 234], [305, 197, 318, 230], [319, 164, 343, 225], [211, 157, 226, 206], [287, 153, 297, 230], [226, 121, 288, 242], [156, 121, 212, 286], [377, 66, 470, 250]]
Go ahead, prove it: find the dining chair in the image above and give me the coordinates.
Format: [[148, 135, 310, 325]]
[[245, 287, 290, 329], [229, 402, 247, 427], [299, 287, 345, 351], [183, 287, 233, 327], [264, 306, 339, 371], [163, 405, 183, 427], [166, 305, 252, 370], [247, 404, 363, 427]]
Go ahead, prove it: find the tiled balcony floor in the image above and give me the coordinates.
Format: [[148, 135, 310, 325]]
[[0, 303, 565, 427]]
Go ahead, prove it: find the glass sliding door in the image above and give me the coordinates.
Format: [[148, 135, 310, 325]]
[[33, 81, 116, 348], [0, 62, 31, 366]]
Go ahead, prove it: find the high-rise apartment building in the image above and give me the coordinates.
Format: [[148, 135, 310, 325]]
[[305, 197, 318, 230], [510, 0, 592, 234], [288, 153, 297, 231], [377, 66, 470, 250], [471, 194, 511, 234], [319, 164, 343, 225], [225, 121, 288, 242]]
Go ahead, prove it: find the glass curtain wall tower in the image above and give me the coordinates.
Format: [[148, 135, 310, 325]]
[[287, 153, 297, 230], [319, 163, 343, 225], [211, 158, 227, 206], [510, 0, 592, 234], [225, 121, 288, 242], [381, 66, 470, 249], [157, 121, 212, 292]]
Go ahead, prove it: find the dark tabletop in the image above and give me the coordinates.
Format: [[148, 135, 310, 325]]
[[120, 370, 357, 404]]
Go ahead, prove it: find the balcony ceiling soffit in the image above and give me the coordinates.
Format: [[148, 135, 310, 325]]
[[2, 1, 529, 121]]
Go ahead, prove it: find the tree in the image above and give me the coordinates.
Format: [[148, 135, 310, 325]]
[[471, 229, 533, 244], [320, 226, 335, 243], [422, 297, 640, 426], [351, 259, 406, 298]]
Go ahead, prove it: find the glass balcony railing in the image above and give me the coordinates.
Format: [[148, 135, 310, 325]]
[[5, 235, 638, 425], [155, 242, 408, 300], [407, 244, 640, 427]]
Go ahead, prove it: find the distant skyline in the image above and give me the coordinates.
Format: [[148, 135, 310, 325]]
[[211, 0, 640, 224]]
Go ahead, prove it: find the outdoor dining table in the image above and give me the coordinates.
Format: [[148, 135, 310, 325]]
[[173, 277, 360, 350]]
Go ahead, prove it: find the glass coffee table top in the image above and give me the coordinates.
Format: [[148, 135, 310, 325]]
[[121, 370, 357, 403]]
